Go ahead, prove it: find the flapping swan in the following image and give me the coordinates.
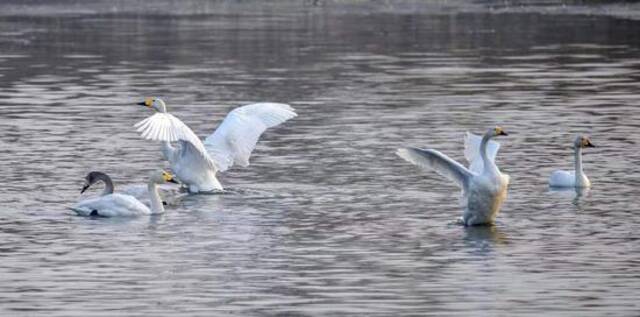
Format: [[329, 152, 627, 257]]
[[71, 170, 178, 217], [396, 127, 510, 226], [549, 135, 594, 188], [134, 97, 297, 193]]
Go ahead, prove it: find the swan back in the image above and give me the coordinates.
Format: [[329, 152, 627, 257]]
[[71, 193, 151, 217], [549, 170, 576, 187]]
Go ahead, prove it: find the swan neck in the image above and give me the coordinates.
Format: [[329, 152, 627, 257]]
[[147, 181, 164, 214], [157, 100, 167, 113], [480, 133, 498, 174], [97, 173, 114, 196], [574, 145, 585, 183]]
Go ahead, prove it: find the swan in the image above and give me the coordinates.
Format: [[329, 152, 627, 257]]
[[71, 170, 179, 217], [134, 97, 297, 193], [548, 135, 594, 188], [396, 127, 510, 226]]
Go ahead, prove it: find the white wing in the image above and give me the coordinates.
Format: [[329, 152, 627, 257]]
[[134, 112, 217, 170], [204, 103, 297, 172], [464, 132, 500, 174], [397, 147, 473, 190]]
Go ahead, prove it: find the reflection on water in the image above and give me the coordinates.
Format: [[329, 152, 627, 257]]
[[464, 225, 508, 247], [549, 186, 592, 206], [1, 3, 640, 316]]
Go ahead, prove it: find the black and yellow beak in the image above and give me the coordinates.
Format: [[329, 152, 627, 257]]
[[80, 183, 90, 194], [498, 130, 508, 136], [137, 97, 154, 107], [585, 140, 595, 148], [162, 171, 180, 184]]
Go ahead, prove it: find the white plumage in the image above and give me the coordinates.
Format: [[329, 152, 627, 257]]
[[70, 171, 178, 217], [464, 132, 500, 174], [135, 98, 297, 193], [72, 193, 153, 217], [205, 103, 297, 171], [135, 112, 217, 170], [397, 127, 510, 226], [548, 135, 594, 188]]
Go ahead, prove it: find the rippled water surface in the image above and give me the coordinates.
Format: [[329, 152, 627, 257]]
[[1, 3, 640, 316]]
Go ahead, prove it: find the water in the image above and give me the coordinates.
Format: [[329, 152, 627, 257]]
[[1, 2, 640, 316]]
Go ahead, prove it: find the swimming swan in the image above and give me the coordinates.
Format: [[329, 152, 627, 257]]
[[71, 171, 179, 217], [134, 97, 297, 193], [548, 135, 594, 188], [396, 127, 510, 226], [119, 183, 186, 206]]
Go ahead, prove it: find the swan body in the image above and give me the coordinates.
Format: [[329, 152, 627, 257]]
[[549, 135, 594, 188], [71, 171, 178, 217], [72, 193, 151, 217], [396, 127, 510, 226], [135, 98, 297, 193]]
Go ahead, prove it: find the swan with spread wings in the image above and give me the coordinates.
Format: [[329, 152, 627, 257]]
[[135, 97, 297, 193], [396, 127, 510, 226]]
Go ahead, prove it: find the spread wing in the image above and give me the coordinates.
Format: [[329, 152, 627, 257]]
[[134, 112, 217, 170], [204, 103, 297, 172], [464, 132, 500, 174], [396, 147, 473, 190]]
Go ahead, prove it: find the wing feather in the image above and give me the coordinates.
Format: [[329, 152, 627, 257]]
[[397, 147, 473, 190], [204, 103, 297, 172], [134, 112, 217, 170]]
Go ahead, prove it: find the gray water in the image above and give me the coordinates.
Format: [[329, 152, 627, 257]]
[[1, 2, 640, 316]]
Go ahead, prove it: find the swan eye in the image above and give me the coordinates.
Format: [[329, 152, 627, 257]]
[[144, 97, 154, 107]]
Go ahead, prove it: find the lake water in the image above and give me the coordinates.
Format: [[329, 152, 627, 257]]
[[1, 2, 639, 316]]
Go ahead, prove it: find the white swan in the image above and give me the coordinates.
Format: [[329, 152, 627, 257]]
[[396, 127, 510, 226], [71, 170, 179, 217], [549, 135, 594, 188], [134, 97, 297, 193]]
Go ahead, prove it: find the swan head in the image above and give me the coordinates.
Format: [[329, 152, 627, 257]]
[[137, 97, 167, 113], [81, 171, 110, 194], [489, 126, 508, 138], [574, 135, 595, 149], [150, 170, 179, 184]]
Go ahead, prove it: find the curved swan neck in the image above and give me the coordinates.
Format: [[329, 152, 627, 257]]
[[95, 173, 114, 196], [480, 132, 498, 175], [156, 99, 167, 113], [147, 181, 165, 214]]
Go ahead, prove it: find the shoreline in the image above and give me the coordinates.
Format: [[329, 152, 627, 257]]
[[0, 0, 639, 20]]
